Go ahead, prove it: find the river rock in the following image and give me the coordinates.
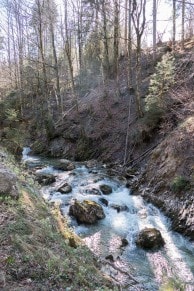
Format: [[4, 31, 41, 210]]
[[110, 203, 129, 212], [100, 184, 112, 195], [105, 254, 114, 261], [0, 167, 19, 199], [35, 173, 56, 185], [85, 188, 101, 196], [54, 159, 75, 171], [58, 183, 72, 194], [136, 228, 165, 250], [85, 160, 99, 168], [121, 238, 129, 247], [69, 199, 105, 224], [99, 197, 109, 206]]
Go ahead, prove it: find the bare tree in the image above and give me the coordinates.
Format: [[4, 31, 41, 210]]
[[131, 0, 146, 117]]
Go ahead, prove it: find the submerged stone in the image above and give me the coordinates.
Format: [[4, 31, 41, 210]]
[[100, 184, 112, 195], [99, 197, 109, 206], [85, 188, 101, 196], [54, 159, 75, 171], [58, 183, 72, 194], [110, 203, 129, 212]]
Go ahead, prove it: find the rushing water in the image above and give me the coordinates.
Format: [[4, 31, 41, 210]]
[[22, 148, 194, 290]]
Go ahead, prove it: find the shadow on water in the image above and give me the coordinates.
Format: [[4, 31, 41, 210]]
[[22, 148, 194, 290]]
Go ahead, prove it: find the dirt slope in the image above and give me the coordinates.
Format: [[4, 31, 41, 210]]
[[136, 117, 194, 239]]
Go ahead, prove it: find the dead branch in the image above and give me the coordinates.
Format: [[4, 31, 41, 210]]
[[102, 259, 139, 284], [124, 142, 160, 167]]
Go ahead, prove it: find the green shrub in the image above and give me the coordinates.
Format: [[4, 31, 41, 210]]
[[171, 176, 190, 193]]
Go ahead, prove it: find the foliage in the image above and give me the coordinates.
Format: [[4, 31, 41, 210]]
[[5, 108, 19, 122], [171, 175, 190, 193], [145, 53, 175, 115]]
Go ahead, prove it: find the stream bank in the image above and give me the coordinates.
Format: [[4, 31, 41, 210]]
[[0, 146, 115, 290]]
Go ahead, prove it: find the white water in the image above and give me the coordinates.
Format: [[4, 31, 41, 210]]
[[22, 148, 194, 290]]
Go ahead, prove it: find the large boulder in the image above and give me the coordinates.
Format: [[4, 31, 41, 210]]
[[136, 228, 165, 250], [100, 184, 112, 195], [0, 167, 19, 199], [69, 199, 105, 224], [54, 159, 75, 171]]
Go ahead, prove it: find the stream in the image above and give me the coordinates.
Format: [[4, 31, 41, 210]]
[[22, 148, 194, 290]]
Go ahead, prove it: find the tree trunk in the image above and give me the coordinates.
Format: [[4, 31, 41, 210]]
[[172, 0, 176, 52], [37, 0, 48, 93], [153, 0, 157, 61], [181, 0, 185, 50], [102, 0, 110, 79], [127, 0, 132, 87], [49, 15, 60, 99], [113, 0, 119, 82], [124, 0, 128, 54]]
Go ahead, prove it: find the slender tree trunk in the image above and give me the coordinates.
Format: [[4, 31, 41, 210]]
[[50, 22, 60, 98], [172, 0, 176, 52], [63, 0, 75, 94], [127, 0, 132, 87], [113, 0, 119, 82], [37, 0, 47, 93], [124, 0, 128, 54], [77, 0, 83, 74], [7, 5, 13, 89], [153, 0, 157, 61], [136, 38, 143, 117], [102, 0, 110, 79], [10, 13, 19, 89], [181, 0, 185, 50]]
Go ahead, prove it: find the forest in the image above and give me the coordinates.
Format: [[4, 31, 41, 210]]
[[0, 0, 194, 290]]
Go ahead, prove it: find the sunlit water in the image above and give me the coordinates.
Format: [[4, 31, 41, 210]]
[[22, 148, 194, 290]]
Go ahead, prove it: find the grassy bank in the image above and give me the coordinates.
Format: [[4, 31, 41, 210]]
[[0, 147, 115, 290]]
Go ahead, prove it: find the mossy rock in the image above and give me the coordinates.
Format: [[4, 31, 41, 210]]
[[69, 199, 105, 224]]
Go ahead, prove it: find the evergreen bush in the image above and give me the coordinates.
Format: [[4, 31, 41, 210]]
[[145, 53, 175, 118]]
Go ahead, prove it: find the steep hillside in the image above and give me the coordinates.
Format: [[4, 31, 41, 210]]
[[135, 117, 194, 239]]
